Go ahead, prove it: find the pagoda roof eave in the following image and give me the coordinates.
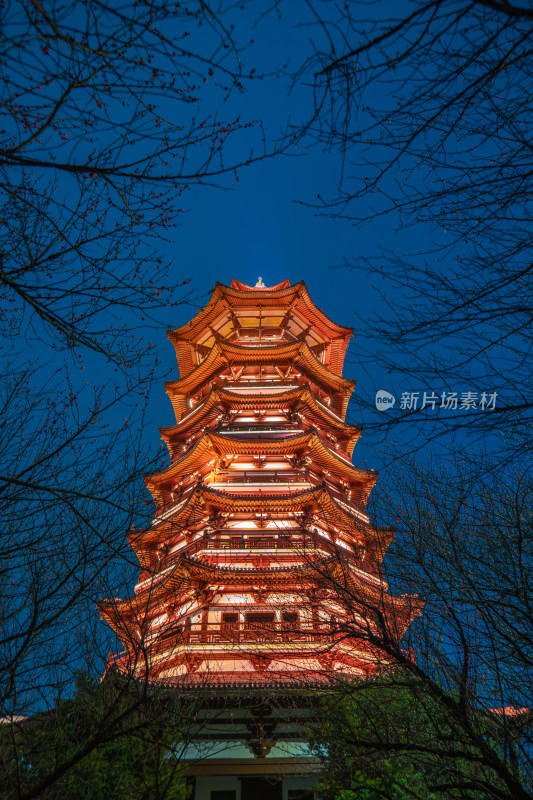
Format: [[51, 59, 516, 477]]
[[102, 556, 418, 633], [296, 280, 353, 340], [128, 485, 209, 544], [147, 640, 391, 673], [130, 482, 389, 558], [168, 280, 353, 344], [164, 339, 355, 422], [97, 600, 142, 643], [168, 282, 300, 343], [159, 384, 361, 456], [106, 555, 333, 607], [144, 429, 376, 506], [130, 483, 324, 549], [116, 667, 350, 690], [165, 339, 354, 395]]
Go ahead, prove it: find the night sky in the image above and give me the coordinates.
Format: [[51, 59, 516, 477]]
[[146, 150, 398, 471], [138, 0, 419, 472]]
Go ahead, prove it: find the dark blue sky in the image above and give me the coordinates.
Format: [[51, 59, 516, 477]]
[[17, 0, 493, 479], [139, 0, 417, 470], [143, 149, 404, 470]]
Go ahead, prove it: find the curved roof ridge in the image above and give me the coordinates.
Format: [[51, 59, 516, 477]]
[[158, 383, 361, 457], [164, 339, 355, 402], [230, 278, 291, 291], [144, 428, 376, 512], [296, 280, 352, 335], [167, 280, 352, 341]]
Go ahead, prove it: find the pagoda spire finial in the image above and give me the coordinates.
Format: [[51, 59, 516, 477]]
[[255, 276, 265, 287]]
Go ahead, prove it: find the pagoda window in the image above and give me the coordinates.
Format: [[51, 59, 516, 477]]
[[245, 612, 275, 640], [241, 779, 282, 800], [230, 536, 243, 549], [281, 611, 300, 641], [220, 612, 239, 642], [258, 536, 276, 549]]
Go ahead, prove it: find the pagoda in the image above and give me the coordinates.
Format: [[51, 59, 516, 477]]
[[98, 277, 420, 797]]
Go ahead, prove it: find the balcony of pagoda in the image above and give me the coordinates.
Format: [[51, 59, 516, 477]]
[[150, 622, 341, 651], [201, 530, 318, 551], [216, 378, 344, 412], [215, 424, 303, 437], [210, 468, 310, 488], [168, 532, 321, 561], [211, 424, 353, 463], [149, 530, 371, 578], [165, 474, 367, 510], [188, 625, 335, 646]]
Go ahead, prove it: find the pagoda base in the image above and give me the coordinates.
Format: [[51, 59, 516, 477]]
[[188, 770, 317, 800], [175, 687, 324, 800]]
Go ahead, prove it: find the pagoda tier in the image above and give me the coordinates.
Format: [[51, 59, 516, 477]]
[[164, 339, 355, 420], [125, 483, 394, 571], [98, 278, 421, 687], [159, 385, 362, 457], [168, 279, 353, 379]]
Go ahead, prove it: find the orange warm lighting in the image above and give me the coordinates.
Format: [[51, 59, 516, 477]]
[[98, 278, 421, 687]]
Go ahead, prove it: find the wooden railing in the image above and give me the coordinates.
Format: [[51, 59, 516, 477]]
[[204, 535, 317, 551], [213, 470, 308, 485], [160, 623, 334, 646], [173, 531, 323, 560]]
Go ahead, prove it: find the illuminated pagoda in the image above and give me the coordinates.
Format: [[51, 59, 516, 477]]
[[98, 277, 420, 798]]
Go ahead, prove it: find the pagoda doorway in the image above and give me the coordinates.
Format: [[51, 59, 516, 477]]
[[240, 778, 282, 800]]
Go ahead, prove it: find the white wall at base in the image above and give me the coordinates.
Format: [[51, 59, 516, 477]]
[[180, 741, 253, 761], [179, 740, 315, 761]]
